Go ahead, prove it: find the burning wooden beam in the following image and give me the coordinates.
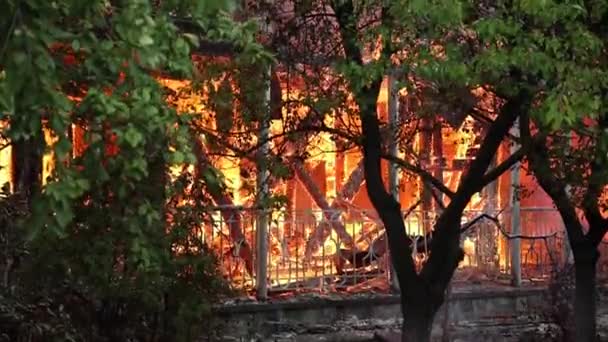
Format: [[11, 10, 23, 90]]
[[191, 133, 254, 277], [292, 160, 356, 248], [302, 158, 365, 258], [303, 104, 412, 258], [334, 200, 421, 274]]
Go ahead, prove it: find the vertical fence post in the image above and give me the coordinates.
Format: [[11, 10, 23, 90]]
[[482, 155, 498, 271], [387, 72, 401, 292], [253, 1, 275, 301], [255, 208, 269, 300], [510, 119, 522, 286], [255, 66, 271, 301]]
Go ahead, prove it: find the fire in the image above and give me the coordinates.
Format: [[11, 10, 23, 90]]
[[0, 70, 528, 293], [0, 123, 11, 191], [157, 74, 509, 290], [42, 127, 57, 184], [462, 237, 477, 266]]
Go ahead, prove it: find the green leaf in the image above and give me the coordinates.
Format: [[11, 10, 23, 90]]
[[182, 33, 200, 47], [124, 126, 144, 147], [3, 0, 268, 338], [171, 150, 185, 164], [75, 178, 90, 191], [54, 137, 72, 157], [55, 206, 74, 229], [139, 35, 154, 46]]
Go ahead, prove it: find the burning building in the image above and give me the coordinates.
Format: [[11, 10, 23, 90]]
[[1, 3, 595, 299], [0, 62, 568, 296], [152, 64, 570, 295]]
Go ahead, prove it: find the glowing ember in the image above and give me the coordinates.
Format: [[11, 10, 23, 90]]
[[0, 122, 11, 191]]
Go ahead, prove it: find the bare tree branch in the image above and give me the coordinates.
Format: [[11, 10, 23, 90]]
[[520, 106, 587, 245], [471, 210, 558, 240], [582, 116, 608, 245], [382, 153, 456, 199], [456, 94, 527, 201], [480, 147, 525, 187]]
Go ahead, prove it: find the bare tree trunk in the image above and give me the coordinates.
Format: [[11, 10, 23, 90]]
[[440, 281, 453, 342], [402, 304, 434, 342], [356, 90, 443, 342], [520, 109, 605, 342], [330, 3, 524, 340], [354, 91, 516, 342], [573, 242, 599, 342], [399, 211, 464, 342]]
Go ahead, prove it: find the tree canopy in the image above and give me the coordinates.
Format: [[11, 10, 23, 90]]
[[0, 0, 272, 340]]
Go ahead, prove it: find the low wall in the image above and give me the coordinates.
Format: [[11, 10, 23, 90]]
[[207, 284, 559, 342]]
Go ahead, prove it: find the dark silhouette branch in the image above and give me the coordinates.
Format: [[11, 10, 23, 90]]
[[465, 209, 557, 240], [455, 94, 528, 203], [470, 110, 521, 144], [333, 0, 364, 65], [331, 0, 420, 293], [520, 107, 587, 246], [420, 92, 527, 289], [429, 184, 446, 211], [382, 153, 456, 199], [582, 115, 608, 245], [358, 94, 421, 285], [480, 147, 525, 186], [404, 199, 423, 219]]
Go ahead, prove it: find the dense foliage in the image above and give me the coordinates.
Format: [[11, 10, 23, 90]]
[[1, 0, 607, 341], [0, 0, 272, 341]]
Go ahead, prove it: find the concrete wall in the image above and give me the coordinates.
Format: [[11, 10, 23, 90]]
[[207, 285, 557, 342]]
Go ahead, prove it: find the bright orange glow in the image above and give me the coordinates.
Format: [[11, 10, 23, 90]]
[[0, 122, 11, 191], [42, 127, 57, 185], [0, 72, 560, 290]]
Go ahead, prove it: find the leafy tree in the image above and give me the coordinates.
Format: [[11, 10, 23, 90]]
[[503, 2, 608, 340], [188, 1, 607, 341], [196, 1, 608, 340], [384, 1, 608, 340], [242, 1, 524, 341], [0, 0, 271, 340], [412, 1, 608, 340]]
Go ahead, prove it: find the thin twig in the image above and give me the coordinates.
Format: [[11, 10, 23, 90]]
[[403, 199, 423, 219], [459, 209, 506, 235], [468, 210, 558, 240]]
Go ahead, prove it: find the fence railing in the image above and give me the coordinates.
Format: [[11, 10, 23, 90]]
[[200, 207, 578, 295]]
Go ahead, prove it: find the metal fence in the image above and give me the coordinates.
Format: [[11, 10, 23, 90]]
[[200, 208, 391, 292], [200, 207, 581, 295], [498, 208, 565, 281]]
